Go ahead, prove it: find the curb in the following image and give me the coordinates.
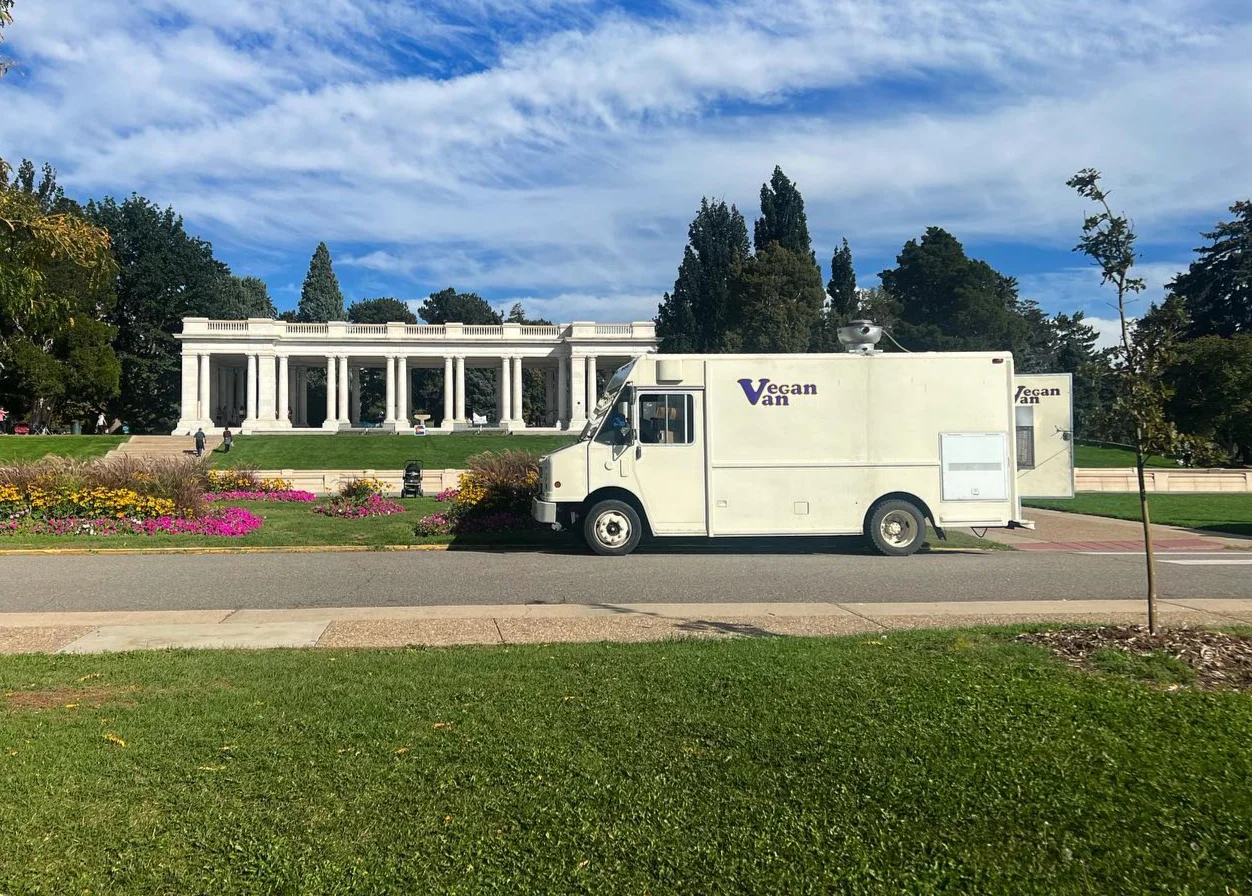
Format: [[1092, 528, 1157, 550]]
[[0, 543, 454, 556]]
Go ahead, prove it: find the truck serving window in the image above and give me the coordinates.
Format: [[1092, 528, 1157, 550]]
[[1015, 405, 1036, 470], [639, 394, 694, 445]]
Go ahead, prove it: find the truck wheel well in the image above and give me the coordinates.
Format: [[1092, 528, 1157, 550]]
[[582, 488, 652, 536], [864, 492, 937, 533]]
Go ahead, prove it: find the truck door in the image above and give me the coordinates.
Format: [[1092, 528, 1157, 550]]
[[1014, 373, 1075, 498], [631, 391, 707, 535]]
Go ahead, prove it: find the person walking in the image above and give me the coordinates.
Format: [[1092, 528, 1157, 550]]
[[96, 411, 106, 434], [193, 426, 207, 457], [221, 427, 233, 453]]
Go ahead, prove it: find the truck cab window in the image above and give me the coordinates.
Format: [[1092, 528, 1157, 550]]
[[639, 394, 694, 445]]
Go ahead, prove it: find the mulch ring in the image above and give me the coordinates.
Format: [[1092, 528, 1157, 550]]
[[1018, 626, 1252, 691]]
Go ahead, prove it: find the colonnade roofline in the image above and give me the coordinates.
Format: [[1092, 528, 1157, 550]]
[[177, 318, 656, 343]]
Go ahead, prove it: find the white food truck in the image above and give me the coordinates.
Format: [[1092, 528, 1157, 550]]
[[532, 322, 1074, 556]]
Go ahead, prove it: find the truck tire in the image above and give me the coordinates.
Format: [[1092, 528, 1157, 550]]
[[584, 500, 643, 556], [867, 499, 926, 557]]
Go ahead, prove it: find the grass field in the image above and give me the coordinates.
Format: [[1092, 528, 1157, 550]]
[[0, 497, 1005, 551], [1028, 493, 1252, 537], [2, 631, 1250, 893], [0, 435, 126, 463], [213, 433, 578, 469], [1072, 442, 1174, 468]]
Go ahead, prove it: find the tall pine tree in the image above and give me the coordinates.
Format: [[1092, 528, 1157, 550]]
[[1168, 200, 1251, 338], [753, 166, 814, 261], [297, 242, 345, 322], [827, 239, 857, 319], [655, 199, 750, 352]]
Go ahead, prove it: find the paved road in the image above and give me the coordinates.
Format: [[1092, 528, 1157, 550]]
[[2, 544, 1250, 613]]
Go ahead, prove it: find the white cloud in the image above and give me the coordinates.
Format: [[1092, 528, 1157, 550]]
[[1, 0, 1248, 315]]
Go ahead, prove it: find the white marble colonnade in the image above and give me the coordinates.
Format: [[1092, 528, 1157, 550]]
[[174, 319, 656, 435]]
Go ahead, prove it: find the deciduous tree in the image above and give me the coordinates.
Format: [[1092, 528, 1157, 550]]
[[347, 297, 416, 325], [1069, 167, 1180, 634]]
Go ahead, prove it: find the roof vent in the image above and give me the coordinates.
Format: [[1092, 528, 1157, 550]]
[[837, 320, 883, 354]]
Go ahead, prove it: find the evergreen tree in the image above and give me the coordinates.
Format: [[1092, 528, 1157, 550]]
[[1168, 200, 1252, 338], [347, 297, 416, 324], [655, 199, 750, 352], [734, 242, 826, 353], [212, 274, 276, 319], [826, 239, 857, 319], [878, 227, 1025, 353], [239, 276, 276, 318], [753, 166, 814, 260], [297, 242, 345, 322]]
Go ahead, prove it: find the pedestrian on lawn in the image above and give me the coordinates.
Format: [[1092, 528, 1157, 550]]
[[96, 411, 106, 434], [194, 426, 206, 457], [222, 427, 233, 453]]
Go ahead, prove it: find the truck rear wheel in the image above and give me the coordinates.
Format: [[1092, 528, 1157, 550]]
[[867, 499, 926, 557], [584, 500, 642, 556]]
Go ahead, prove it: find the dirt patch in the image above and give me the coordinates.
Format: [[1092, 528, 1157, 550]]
[[3, 685, 139, 711], [1018, 626, 1252, 691]]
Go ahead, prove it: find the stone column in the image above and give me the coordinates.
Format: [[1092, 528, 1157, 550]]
[[568, 353, 585, 428], [234, 367, 245, 422], [257, 354, 277, 423], [585, 355, 598, 420], [512, 356, 524, 428], [246, 354, 258, 423], [384, 355, 397, 426], [396, 356, 409, 427], [337, 356, 350, 425], [558, 355, 569, 428], [544, 369, 555, 426], [198, 353, 211, 423], [323, 356, 337, 431], [174, 350, 198, 433], [277, 355, 289, 427], [500, 356, 512, 424], [454, 356, 466, 423], [442, 357, 454, 429]]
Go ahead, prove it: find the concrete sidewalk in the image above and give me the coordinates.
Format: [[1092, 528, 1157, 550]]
[[984, 508, 1250, 551], [2, 599, 1251, 654]]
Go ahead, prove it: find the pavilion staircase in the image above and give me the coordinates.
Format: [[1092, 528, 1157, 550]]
[[103, 435, 221, 462]]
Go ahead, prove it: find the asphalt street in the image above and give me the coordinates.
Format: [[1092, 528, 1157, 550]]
[[2, 544, 1250, 613]]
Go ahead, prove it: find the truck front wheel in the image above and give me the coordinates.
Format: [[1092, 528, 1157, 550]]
[[584, 500, 643, 556], [867, 499, 926, 556]]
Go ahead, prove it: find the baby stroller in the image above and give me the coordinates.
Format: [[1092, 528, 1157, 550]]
[[400, 460, 423, 498]]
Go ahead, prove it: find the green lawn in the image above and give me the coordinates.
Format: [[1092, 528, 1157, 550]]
[[214, 433, 578, 469], [2, 631, 1250, 893], [1028, 493, 1252, 537], [0, 435, 126, 463], [1073, 442, 1174, 468]]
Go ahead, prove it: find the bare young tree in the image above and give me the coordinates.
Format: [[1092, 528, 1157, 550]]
[[1068, 169, 1182, 634]]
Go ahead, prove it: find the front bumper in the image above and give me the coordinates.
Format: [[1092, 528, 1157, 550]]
[[532, 497, 558, 525]]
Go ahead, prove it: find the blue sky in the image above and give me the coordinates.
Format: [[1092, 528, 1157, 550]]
[[2, 0, 1250, 346]]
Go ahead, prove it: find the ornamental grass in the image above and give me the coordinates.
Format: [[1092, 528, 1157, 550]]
[[415, 450, 541, 536], [0, 456, 210, 520]]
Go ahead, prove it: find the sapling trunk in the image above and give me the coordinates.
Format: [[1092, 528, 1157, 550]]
[[1133, 433, 1158, 634]]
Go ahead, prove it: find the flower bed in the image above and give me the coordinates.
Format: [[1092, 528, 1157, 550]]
[[0, 507, 263, 538], [206, 469, 293, 493], [313, 494, 404, 519], [204, 489, 316, 503]]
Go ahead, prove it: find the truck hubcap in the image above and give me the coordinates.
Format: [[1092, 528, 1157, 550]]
[[595, 511, 631, 547], [879, 510, 917, 548]]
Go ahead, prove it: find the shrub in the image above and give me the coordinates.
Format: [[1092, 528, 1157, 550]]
[[338, 477, 386, 501], [413, 450, 541, 538]]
